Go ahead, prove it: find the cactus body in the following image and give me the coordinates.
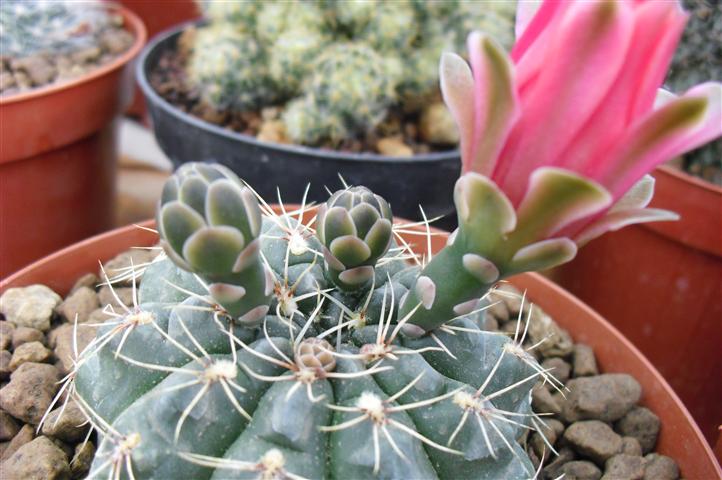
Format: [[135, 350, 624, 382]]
[[72, 162, 549, 479], [188, 25, 273, 111]]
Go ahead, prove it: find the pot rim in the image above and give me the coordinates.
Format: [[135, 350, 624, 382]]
[[656, 164, 722, 195], [0, 218, 719, 477], [136, 20, 461, 165], [0, 2, 147, 106]]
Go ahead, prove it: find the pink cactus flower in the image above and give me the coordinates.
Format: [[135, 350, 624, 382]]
[[441, 0, 722, 248]]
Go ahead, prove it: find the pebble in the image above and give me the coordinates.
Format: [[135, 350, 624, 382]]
[[543, 446, 576, 479], [51, 324, 97, 375], [55, 287, 99, 324], [485, 297, 510, 323], [541, 357, 572, 384], [0, 410, 19, 441], [377, 136, 414, 157], [621, 436, 642, 456], [101, 249, 155, 282], [560, 460, 602, 480], [527, 308, 574, 358], [257, 120, 289, 144], [602, 454, 645, 480], [0, 350, 10, 380], [70, 441, 95, 478], [9, 341, 53, 370], [10, 55, 57, 86], [615, 406, 660, 454], [69, 273, 99, 294], [98, 285, 134, 310], [419, 102, 459, 145], [563, 420, 623, 466], [1, 424, 34, 461], [642, 453, 679, 480], [0, 362, 61, 424], [0, 322, 13, 350], [1, 435, 71, 480], [561, 374, 641, 423], [0, 285, 62, 331], [573, 344, 599, 377], [532, 383, 562, 415], [11, 327, 45, 349], [41, 400, 89, 443]]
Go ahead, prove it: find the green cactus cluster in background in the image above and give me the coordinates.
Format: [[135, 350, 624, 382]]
[[0, 0, 113, 58], [665, 0, 722, 185], [66, 162, 563, 479], [188, 0, 516, 148]]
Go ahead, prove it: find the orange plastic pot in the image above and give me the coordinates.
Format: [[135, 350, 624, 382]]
[[551, 165, 722, 444], [0, 5, 147, 278], [1, 218, 720, 477], [118, 0, 199, 118]]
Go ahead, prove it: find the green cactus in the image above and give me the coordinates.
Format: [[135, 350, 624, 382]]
[[357, 2, 419, 54], [187, 24, 274, 111], [65, 161, 559, 479], [0, 0, 114, 58], [268, 27, 329, 98], [186, 0, 517, 148], [195, 0, 260, 30], [156, 163, 271, 325], [316, 186, 393, 291], [283, 43, 397, 146]]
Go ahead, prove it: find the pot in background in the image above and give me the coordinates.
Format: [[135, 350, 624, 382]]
[[118, 0, 199, 118], [0, 5, 147, 278], [1, 218, 719, 478], [550, 164, 722, 444], [136, 24, 461, 229]]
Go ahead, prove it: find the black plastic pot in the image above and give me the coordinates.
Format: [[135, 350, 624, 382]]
[[136, 23, 461, 228]]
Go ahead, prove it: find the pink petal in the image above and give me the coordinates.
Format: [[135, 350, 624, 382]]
[[464, 32, 519, 176], [559, 1, 687, 176], [494, 1, 634, 205], [439, 52, 475, 172], [574, 208, 679, 246], [509, 167, 611, 248], [511, 0, 569, 63], [595, 82, 722, 199], [514, 0, 544, 39], [628, 1, 687, 118]]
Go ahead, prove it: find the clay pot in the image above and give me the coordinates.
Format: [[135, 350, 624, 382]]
[[0, 5, 147, 278], [118, 0, 199, 118], [1, 218, 719, 478], [551, 165, 722, 443]]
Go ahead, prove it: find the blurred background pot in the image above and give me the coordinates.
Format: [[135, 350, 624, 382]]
[[137, 25, 461, 229], [1, 218, 719, 478], [550, 165, 722, 444], [118, 0, 199, 118], [0, 4, 146, 278]]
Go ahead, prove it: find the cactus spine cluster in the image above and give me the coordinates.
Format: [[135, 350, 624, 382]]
[[188, 0, 516, 146], [64, 162, 564, 479]]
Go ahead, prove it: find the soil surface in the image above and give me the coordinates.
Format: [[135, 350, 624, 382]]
[[0, 14, 134, 98], [149, 39, 456, 157]]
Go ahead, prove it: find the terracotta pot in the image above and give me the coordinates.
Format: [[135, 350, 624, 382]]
[[1, 218, 719, 478], [117, 0, 199, 118], [551, 165, 722, 443], [0, 5, 147, 278]]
